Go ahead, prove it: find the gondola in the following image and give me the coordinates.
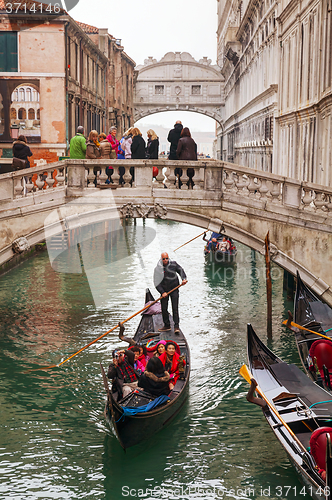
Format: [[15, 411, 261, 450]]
[[203, 232, 237, 263], [285, 272, 332, 390], [245, 324, 332, 500], [100, 289, 190, 449]]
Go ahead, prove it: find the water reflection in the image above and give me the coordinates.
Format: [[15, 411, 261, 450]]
[[0, 219, 308, 499]]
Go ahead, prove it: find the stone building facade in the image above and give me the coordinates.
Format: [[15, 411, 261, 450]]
[[217, 0, 332, 185], [0, 6, 135, 168]]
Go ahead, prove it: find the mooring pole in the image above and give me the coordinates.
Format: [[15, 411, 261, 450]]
[[265, 231, 272, 338]]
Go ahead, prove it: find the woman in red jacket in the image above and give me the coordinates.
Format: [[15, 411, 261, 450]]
[[159, 341, 185, 390]]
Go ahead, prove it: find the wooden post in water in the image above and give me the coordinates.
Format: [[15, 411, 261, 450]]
[[265, 231, 272, 338]]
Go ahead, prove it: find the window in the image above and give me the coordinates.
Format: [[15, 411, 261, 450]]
[[155, 85, 164, 95], [0, 32, 18, 72], [191, 85, 201, 95]]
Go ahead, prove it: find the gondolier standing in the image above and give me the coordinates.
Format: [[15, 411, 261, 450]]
[[154, 252, 187, 334]]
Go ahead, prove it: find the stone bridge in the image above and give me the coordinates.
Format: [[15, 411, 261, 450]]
[[1, 159, 332, 305], [134, 52, 224, 125]]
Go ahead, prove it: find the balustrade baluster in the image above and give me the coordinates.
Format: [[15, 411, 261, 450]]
[[99, 166, 108, 186], [25, 175, 34, 195], [35, 173, 46, 190], [302, 188, 314, 210], [258, 178, 269, 199], [164, 165, 173, 189], [223, 170, 235, 191], [326, 194, 332, 212], [55, 167, 65, 187], [180, 168, 189, 190], [155, 167, 165, 186], [192, 166, 203, 190], [123, 165, 133, 187], [270, 181, 281, 203], [247, 175, 257, 197], [313, 191, 327, 212], [45, 170, 55, 189], [234, 173, 249, 195], [14, 175, 24, 197], [87, 167, 96, 188], [111, 166, 120, 187]]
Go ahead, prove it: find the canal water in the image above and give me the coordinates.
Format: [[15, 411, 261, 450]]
[[0, 219, 311, 500]]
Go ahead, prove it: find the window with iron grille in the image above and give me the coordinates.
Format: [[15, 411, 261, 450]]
[[155, 85, 164, 95], [191, 85, 201, 95]]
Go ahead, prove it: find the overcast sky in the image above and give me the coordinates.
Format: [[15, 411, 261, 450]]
[[70, 0, 218, 132]]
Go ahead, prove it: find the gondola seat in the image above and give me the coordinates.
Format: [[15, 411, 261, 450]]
[[309, 339, 332, 386], [309, 427, 332, 471]]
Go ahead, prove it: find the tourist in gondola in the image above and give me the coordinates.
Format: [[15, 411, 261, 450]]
[[129, 346, 145, 374], [138, 357, 170, 396], [107, 348, 139, 398], [159, 341, 185, 390], [153, 252, 187, 333], [155, 341, 166, 357], [137, 344, 148, 368]]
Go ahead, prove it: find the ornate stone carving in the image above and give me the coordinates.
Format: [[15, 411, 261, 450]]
[[119, 203, 167, 219], [12, 237, 30, 254]]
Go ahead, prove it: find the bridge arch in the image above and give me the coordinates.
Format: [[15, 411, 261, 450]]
[[134, 52, 224, 127]]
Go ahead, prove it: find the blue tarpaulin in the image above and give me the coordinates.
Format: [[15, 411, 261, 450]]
[[121, 395, 170, 417]]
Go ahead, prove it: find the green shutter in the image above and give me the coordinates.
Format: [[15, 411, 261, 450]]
[[0, 32, 18, 72]]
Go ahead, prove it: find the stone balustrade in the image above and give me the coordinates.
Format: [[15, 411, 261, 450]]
[[1, 159, 332, 218]]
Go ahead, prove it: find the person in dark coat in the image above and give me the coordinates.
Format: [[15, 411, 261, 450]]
[[131, 127, 146, 159], [146, 129, 159, 159], [153, 252, 187, 333], [176, 127, 197, 187], [167, 121, 183, 160], [138, 357, 170, 396], [107, 348, 139, 399], [12, 135, 32, 168]]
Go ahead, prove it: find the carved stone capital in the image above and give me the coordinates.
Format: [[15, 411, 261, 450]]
[[119, 202, 167, 220], [12, 236, 30, 254]]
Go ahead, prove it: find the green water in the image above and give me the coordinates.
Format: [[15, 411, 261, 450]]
[[0, 220, 312, 499]]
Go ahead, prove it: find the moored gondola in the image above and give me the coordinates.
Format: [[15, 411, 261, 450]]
[[100, 289, 190, 449], [285, 272, 332, 391], [244, 324, 332, 500]]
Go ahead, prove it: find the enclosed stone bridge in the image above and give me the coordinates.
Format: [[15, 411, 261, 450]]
[[1, 158, 332, 305], [134, 52, 224, 125]]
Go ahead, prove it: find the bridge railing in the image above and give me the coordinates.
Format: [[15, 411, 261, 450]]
[[1, 159, 332, 215]]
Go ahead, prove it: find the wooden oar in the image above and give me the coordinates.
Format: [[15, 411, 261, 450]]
[[27, 283, 184, 372], [239, 364, 311, 455], [282, 319, 332, 341], [174, 231, 206, 252]]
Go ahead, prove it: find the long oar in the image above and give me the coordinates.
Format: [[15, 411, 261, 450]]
[[27, 283, 184, 371], [174, 231, 206, 252], [282, 319, 332, 341], [239, 364, 310, 455]]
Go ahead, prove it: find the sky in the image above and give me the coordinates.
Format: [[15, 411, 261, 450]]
[[69, 0, 218, 133]]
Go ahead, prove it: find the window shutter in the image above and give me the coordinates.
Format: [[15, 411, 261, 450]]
[[0, 32, 18, 72]]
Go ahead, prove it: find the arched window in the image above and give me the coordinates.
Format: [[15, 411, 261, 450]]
[[18, 108, 26, 119], [28, 108, 35, 119], [37, 109, 40, 120], [19, 88, 25, 102], [26, 88, 32, 102]]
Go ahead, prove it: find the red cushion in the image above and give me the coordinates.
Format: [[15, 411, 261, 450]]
[[309, 427, 332, 470], [309, 339, 332, 370], [153, 167, 158, 178]]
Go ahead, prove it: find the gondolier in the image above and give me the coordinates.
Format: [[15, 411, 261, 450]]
[[153, 252, 187, 333]]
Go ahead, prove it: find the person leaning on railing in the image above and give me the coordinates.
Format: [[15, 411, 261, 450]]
[[69, 126, 87, 159]]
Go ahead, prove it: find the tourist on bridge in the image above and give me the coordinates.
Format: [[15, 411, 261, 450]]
[[167, 121, 183, 160], [98, 133, 112, 158], [106, 126, 119, 159], [69, 126, 86, 159], [131, 128, 146, 159], [85, 130, 101, 159], [121, 127, 134, 159], [146, 129, 159, 159], [154, 252, 187, 334], [176, 127, 197, 188]]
